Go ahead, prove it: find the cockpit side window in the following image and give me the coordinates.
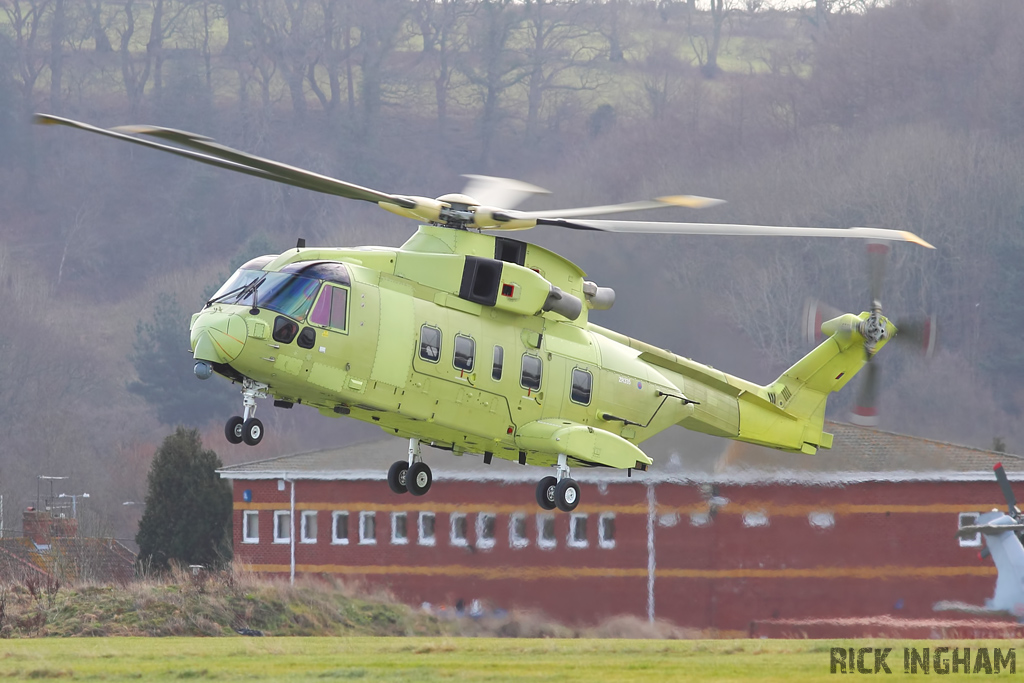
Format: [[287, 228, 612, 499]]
[[310, 285, 348, 331]]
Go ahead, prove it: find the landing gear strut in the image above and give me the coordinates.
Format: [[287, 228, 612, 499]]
[[225, 379, 268, 446], [389, 439, 432, 496], [535, 454, 579, 512]]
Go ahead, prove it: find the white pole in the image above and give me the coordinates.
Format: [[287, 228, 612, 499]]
[[289, 478, 296, 585], [646, 483, 656, 623]]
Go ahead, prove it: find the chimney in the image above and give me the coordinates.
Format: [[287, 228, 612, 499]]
[[22, 507, 78, 545]]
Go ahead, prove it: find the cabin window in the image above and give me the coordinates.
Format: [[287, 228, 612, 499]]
[[509, 513, 528, 548], [521, 354, 542, 391], [742, 510, 770, 528], [359, 511, 376, 544], [418, 512, 436, 546], [419, 325, 441, 363], [570, 368, 593, 405], [310, 285, 348, 331], [242, 511, 259, 544], [273, 511, 291, 544], [450, 513, 468, 547], [599, 513, 616, 549], [332, 511, 349, 545], [300, 511, 318, 543], [568, 514, 588, 548], [454, 335, 475, 372], [476, 513, 496, 549], [537, 514, 556, 549], [492, 346, 504, 381], [392, 512, 408, 545], [272, 316, 299, 344], [958, 512, 982, 547]]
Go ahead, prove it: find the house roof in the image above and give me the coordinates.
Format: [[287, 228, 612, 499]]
[[218, 421, 1024, 485], [0, 537, 136, 584]]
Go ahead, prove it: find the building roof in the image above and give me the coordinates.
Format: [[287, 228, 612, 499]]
[[0, 537, 136, 584], [218, 421, 1024, 485]]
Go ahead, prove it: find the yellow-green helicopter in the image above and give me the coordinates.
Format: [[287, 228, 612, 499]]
[[36, 114, 934, 513]]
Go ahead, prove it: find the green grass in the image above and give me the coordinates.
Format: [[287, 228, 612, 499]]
[[0, 638, 1018, 682]]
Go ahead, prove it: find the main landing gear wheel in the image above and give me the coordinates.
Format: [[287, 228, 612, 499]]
[[242, 417, 264, 446], [536, 476, 558, 511], [555, 478, 580, 512], [225, 416, 245, 444], [407, 462, 432, 496], [388, 461, 409, 494]]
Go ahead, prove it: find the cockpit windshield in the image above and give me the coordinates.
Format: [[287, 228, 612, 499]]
[[209, 269, 321, 322]]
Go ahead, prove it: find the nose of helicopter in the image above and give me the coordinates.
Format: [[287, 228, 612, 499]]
[[190, 310, 248, 363]]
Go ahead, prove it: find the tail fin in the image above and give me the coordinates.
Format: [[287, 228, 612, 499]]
[[736, 312, 889, 453]]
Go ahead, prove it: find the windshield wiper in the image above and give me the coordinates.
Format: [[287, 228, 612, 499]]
[[206, 274, 267, 308]]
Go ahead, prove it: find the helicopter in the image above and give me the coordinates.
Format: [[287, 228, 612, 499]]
[[35, 113, 934, 513]]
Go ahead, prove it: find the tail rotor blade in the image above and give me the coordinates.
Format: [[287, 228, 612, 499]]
[[849, 360, 880, 426], [893, 314, 937, 358], [802, 298, 845, 345], [994, 463, 1018, 516], [867, 241, 890, 306]]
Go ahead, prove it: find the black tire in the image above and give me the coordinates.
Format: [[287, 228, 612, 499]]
[[536, 476, 558, 510], [388, 461, 409, 494], [407, 462, 432, 496], [225, 416, 245, 444], [555, 478, 580, 512], [242, 417, 264, 446]]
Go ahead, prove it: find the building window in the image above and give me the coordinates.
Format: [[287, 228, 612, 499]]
[[570, 368, 593, 405], [332, 511, 349, 545], [418, 512, 436, 546], [392, 512, 408, 545], [568, 514, 588, 548], [537, 514, 556, 549], [450, 513, 468, 547], [599, 513, 616, 549], [492, 345, 504, 381], [742, 510, 770, 528], [300, 510, 318, 543], [521, 354, 542, 391], [690, 512, 711, 527], [419, 325, 441, 362], [509, 513, 528, 549], [958, 512, 982, 548], [242, 510, 259, 544], [476, 513, 496, 550], [454, 335, 475, 372], [359, 511, 376, 545], [808, 511, 835, 529], [273, 511, 291, 544]]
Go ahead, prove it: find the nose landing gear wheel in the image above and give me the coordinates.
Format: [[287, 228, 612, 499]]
[[225, 416, 245, 444], [388, 461, 410, 494], [407, 462, 432, 496], [242, 417, 264, 446], [554, 478, 580, 512], [536, 476, 558, 511]]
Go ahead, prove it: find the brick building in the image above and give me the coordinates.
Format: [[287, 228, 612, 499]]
[[219, 422, 1023, 635]]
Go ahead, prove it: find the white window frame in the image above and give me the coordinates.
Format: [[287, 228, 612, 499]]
[[598, 512, 616, 549], [418, 512, 436, 546], [958, 512, 982, 547], [476, 513, 496, 550], [300, 510, 318, 544], [359, 511, 377, 545], [450, 512, 468, 547], [742, 510, 770, 528], [391, 512, 409, 545], [331, 511, 349, 545], [242, 510, 259, 544], [808, 511, 835, 529], [273, 510, 291, 544], [537, 513, 556, 550], [509, 513, 529, 549], [568, 513, 589, 548]]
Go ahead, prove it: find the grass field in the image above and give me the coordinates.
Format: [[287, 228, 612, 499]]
[[0, 637, 1018, 681]]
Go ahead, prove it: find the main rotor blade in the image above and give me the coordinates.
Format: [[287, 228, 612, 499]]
[[535, 218, 934, 247], [849, 360, 880, 426], [510, 195, 725, 220], [994, 463, 1018, 516], [34, 114, 414, 209], [460, 175, 549, 210]]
